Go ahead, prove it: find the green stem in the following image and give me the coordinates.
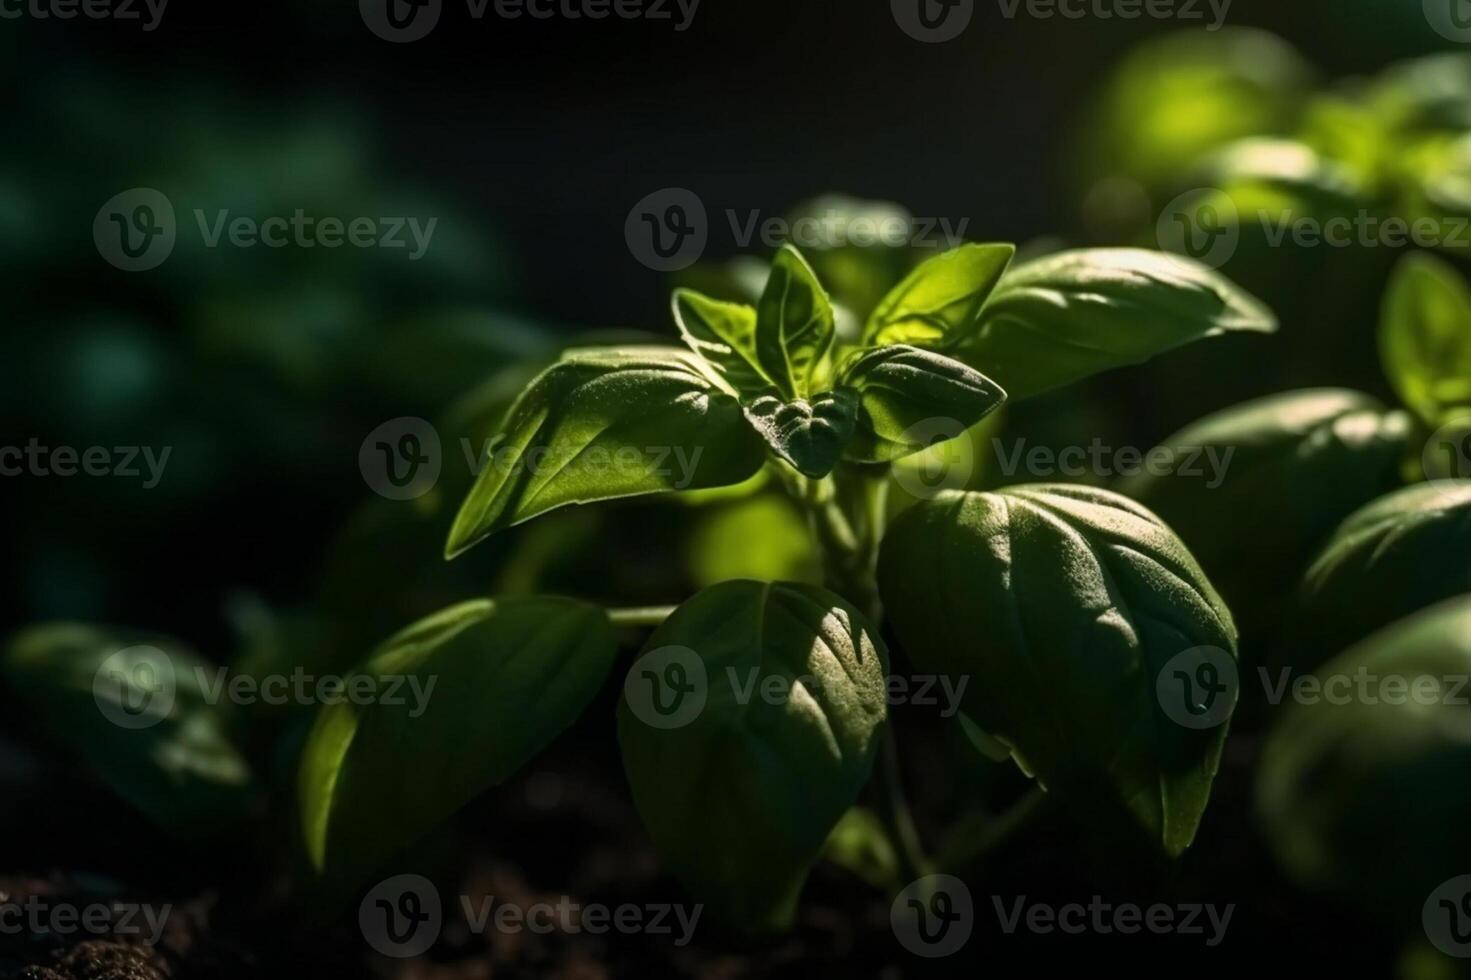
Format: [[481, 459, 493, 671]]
[[606, 606, 678, 629], [784, 466, 928, 884]]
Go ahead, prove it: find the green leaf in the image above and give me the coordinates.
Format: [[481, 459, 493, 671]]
[[821, 807, 901, 891], [878, 485, 1238, 856], [0, 624, 253, 836], [1117, 389, 1412, 637], [1380, 252, 1471, 426], [618, 581, 888, 930], [743, 389, 858, 479], [837, 345, 1006, 463], [755, 245, 836, 399], [299, 597, 617, 882], [1299, 481, 1471, 662], [446, 347, 767, 556], [1257, 596, 1471, 920], [963, 248, 1276, 399], [862, 243, 1015, 348], [671, 289, 772, 399]]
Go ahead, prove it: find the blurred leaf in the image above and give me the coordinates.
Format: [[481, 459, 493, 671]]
[[300, 598, 616, 882], [0, 624, 253, 836], [822, 807, 900, 891], [1380, 252, 1471, 426], [1118, 389, 1411, 638], [1257, 596, 1471, 922], [1080, 28, 1312, 187], [687, 495, 821, 588], [1300, 482, 1471, 660]]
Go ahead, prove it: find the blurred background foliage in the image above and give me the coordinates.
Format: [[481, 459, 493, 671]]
[[6, 0, 1471, 974]]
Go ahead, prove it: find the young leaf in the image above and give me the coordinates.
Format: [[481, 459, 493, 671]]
[[878, 485, 1238, 857], [743, 389, 858, 479], [1379, 252, 1471, 426], [299, 598, 617, 883], [756, 245, 836, 399], [963, 248, 1276, 399], [1257, 596, 1471, 915], [1299, 481, 1471, 661], [862, 243, 1016, 348], [671, 289, 772, 399], [1117, 389, 1411, 637], [618, 581, 888, 930], [446, 347, 767, 556], [837, 345, 1006, 463], [0, 624, 254, 836]]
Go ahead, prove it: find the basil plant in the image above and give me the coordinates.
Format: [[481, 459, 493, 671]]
[[295, 240, 1276, 930]]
